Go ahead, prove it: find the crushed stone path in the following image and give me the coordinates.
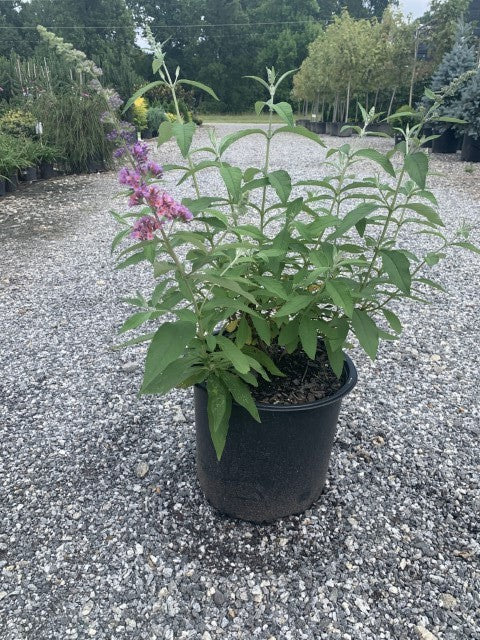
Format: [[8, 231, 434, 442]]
[[1, 126, 479, 640]]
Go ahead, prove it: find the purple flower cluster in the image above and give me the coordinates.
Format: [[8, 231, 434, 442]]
[[107, 91, 124, 110], [117, 139, 193, 241], [107, 121, 136, 145], [131, 216, 161, 241]]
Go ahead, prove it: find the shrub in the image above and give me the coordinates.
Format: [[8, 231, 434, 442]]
[[0, 132, 30, 177], [146, 106, 166, 133], [132, 96, 148, 131], [0, 109, 36, 137], [33, 92, 113, 173]]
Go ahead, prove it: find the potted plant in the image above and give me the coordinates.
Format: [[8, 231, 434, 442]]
[[36, 143, 59, 179], [108, 38, 479, 523], [0, 132, 24, 193]]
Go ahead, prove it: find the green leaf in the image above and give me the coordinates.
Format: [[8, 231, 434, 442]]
[[273, 125, 325, 146], [254, 100, 267, 115], [299, 316, 318, 360], [353, 148, 396, 177], [380, 250, 411, 294], [111, 228, 130, 254], [123, 81, 165, 113], [221, 372, 260, 422], [236, 316, 251, 348], [202, 274, 256, 304], [328, 203, 381, 240], [275, 295, 312, 317], [172, 121, 196, 158], [425, 252, 446, 266], [271, 101, 294, 127], [119, 311, 153, 334], [141, 357, 196, 395], [403, 203, 444, 227], [382, 309, 402, 334], [404, 152, 428, 189], [219, 164, 243, 203], [218, 128, 267, 155], [141, 322, 196, 393], [251, 316, 271, 345], [325, 281, 354, 318], [206, 375, 232, 460], [113, 331, 155, 350], [177, 79, 219, 100], [243, 345, 285, 377], [325, 340, 344, 378], [268, 170, 292, 204], [115, 251, 147, 270], [253, 276, 288, 300], [352, 310, 379, 360], [157, 121, 173, 145], [181, 196, 220, 213], [451, 241, 480, 254], [216, 335, 251, 374], [244, 75, 270, 91]]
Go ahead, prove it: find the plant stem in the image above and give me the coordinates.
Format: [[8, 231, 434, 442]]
[[159, 226, 205, 336], [259, 108, 274, 233]]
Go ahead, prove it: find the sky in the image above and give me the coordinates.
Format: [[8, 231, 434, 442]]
[[399, 0, 430, 18]]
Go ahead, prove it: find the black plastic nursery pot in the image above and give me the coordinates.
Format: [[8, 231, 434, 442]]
[[5, 171, 18, 193], [295, 119, 310, 128], [310, 121, 326, 134], [432, 127, 457, 154], [39, 162, 55, 180], [19, 166, 37, 182], [330, 122, 353, 137], [194, 353, 358, 523], [86, 158, 105, 173], [366, 123, 394, 136], [0, 178, 5, 197], [461, 134, 480, 163]]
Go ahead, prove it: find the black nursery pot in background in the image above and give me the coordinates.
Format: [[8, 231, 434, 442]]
[[5, 171, 18, 193], [432, 127, 457, 154], [39, 162, 55, 180], [0, 178, 6, 197], [461, 134, 480, 163], [194, 354, 358, 523]]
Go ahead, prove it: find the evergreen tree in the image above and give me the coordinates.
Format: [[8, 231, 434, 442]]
[[427, 19, 477, 116]]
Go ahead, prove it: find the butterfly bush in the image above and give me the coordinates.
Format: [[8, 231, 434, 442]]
[[106, 32, 479, 461]]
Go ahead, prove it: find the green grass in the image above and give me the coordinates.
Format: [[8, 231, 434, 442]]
[[199, 113, 286, 124]]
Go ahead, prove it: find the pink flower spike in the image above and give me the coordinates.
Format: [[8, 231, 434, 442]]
[[130, 216, 161, 241]]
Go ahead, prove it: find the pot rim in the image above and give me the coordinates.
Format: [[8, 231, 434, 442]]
[[196, 351, 358, 413]]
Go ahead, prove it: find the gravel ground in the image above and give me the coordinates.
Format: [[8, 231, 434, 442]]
[[0, 125, 479, 640]]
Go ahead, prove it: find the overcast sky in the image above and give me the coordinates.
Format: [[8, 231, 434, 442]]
[[399, 0, 430, 18]]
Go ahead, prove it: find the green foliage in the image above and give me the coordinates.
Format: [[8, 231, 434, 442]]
[[146, 106, 166, 133], [33, 92, 112, 172], [456, 69, 480, 139], [0, 108, 36, 137], [110, 40, 479, 459]]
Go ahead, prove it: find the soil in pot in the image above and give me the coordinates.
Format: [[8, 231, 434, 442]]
[[195, 344, 357, 523], [432, 127, 457, 154], [461, 133, 480, 162]]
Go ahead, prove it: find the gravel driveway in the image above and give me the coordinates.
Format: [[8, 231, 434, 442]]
[[1, 125, 479, 640]]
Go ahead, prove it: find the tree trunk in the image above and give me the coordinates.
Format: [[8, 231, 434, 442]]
[[373, 88, 379, 111], [387, 88, 396, 117], [409, 27, 420, 107], [345, 80, 351, 123], [321, 96, 325, 122]]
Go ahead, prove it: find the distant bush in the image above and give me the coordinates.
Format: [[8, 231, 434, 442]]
[[0, 108, 36, 137], [132, 96, 148, 131], [147, 106, 166, 133]]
